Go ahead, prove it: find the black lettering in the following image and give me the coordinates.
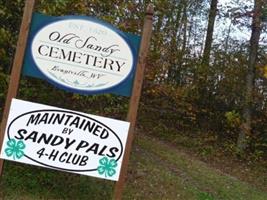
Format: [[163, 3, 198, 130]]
[[79, 156, 89, 166], [66, 153, 72, 163], [49, 149, 59, 161], [83, 120, 96, 132], [98, 145, 107, 156], [107, 147, 119, 158], [38, 45, 49, 56], [59, 152, 68, 162], [49, 31, 60, 41], [92, 125, 101, 136], [59, 49, 72, 60], [69, 116, 80, 128], [15, 129, 27, 140], [84, 53, 94, 65], [49, 46, 59, 58], [37, 133, 53, 144], [101, 45, 120, 57], [58, 33, 78, 43], [85, 143, 99, 154], [78, 118, 86, 129], [26, 114, 41, 126], [71, 154, 81, 165], [72, 52, 82, 63], [47, 113, 55, 124], [75, 36, 97, 49], [50, 135, 64, 146], [93, 56, 103, 67], [37, 148, 45, 158], [94, 45, 102, 51], [116, 61, 125, 72], [100, 128, 109, 139], [76, 140, 89, 151], [64, 138, 76, 149], [38, 113, 49, 124], [103, 58, 114, 70], [63, 115, 73, 125], [53, 113, 65, 124], [24, 131, 38, 142]]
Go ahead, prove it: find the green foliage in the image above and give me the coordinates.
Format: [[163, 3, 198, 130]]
[[37, 0, 86, 16], [197, 192, 215, 200], [0, 0, 266, 171], [262, 5, 267, 22], [0, 28, 12, 70], [0, 1, 266, 199], [1, 162, 113, 199], [0, 72, 8, 116], [2, 135, 267, 199], [225, 110, 241, 128], [0, 72, 8, 92], [0, 0, 24, 72], [17, 77, 129, 122]]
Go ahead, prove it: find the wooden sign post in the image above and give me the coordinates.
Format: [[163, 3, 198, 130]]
[[0, 0, 36, 175], [114, 4, 154, 200], [0, 1, 154, 199]]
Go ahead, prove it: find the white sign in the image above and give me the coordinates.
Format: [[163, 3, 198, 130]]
[[31, 18, 135, 94], [0, 99, 129, 181]]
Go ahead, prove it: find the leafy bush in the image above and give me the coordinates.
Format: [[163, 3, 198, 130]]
[[0, 72, 9, 117]]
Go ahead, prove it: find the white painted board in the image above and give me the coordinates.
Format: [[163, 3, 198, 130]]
[[0, 98, 129, 181]]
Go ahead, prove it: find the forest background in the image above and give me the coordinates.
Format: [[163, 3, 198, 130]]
[[0, 0, 266, 199]]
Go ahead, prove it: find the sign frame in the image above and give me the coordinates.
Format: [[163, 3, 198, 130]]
[[25, 14, 138, 95], [0, 0, 153, 199], [0, 0, 36, 176]]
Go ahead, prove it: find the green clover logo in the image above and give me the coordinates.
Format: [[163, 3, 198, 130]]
[[5, 139, 25, 160], [97, 157, 117, 177]]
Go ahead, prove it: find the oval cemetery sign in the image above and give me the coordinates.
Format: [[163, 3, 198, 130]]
[[31, 17, 135, 94], [0, 99, 129, 181]]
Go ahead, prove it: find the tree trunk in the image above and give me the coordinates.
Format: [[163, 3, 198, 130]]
[[176, 2, 188, 85], [237, 0, 263, 152], [167, 2, 183, 83], [202, 0, 218, 66]]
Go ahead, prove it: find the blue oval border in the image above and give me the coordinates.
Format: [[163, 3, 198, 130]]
[[28, 14, 137, 95]]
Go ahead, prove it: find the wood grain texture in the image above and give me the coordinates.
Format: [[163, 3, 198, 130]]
[[0, 0, 36, 176], [113, 4, 154, 200]]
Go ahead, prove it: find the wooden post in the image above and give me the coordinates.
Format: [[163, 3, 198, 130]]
[[0, 0, 36, 176], [113, 4, 154, 200]]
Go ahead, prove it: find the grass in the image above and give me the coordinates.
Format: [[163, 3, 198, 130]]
[[125, 134, 267, 200], [0, 163, 114, 199], [0, 134, 266, 200]]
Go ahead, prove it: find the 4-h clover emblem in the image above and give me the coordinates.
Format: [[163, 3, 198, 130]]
[[5, 139, 25, 160], [97, 156, 117, 177]]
